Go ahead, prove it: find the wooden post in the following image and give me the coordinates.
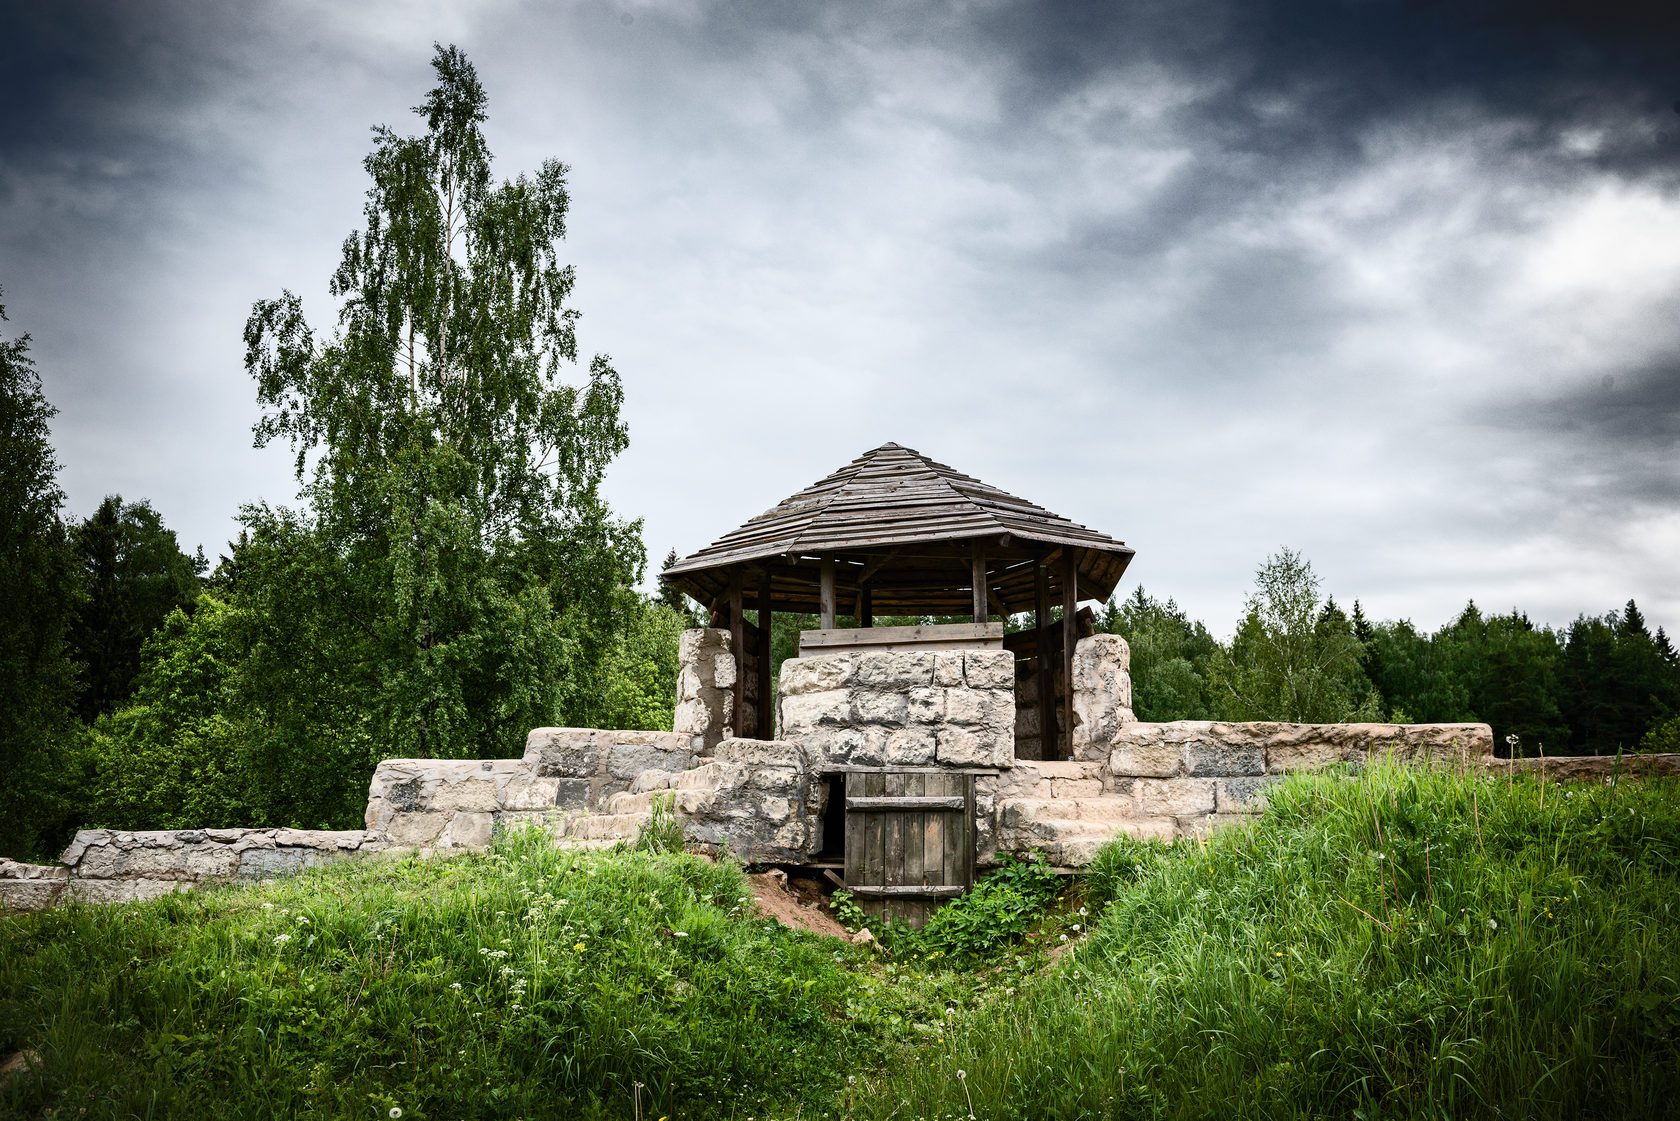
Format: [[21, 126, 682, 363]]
[[756, 565, 773, 741], [1061, 547, 1078, 762], [820, 556, 837, 630], [1034, 558, 1055, 760], [859, 587, 873, 628], [728, 568, 744, 741], [970, 542, 988, 624]]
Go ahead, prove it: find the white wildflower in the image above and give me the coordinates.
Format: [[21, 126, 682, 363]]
[[272, 933, 291, 946]]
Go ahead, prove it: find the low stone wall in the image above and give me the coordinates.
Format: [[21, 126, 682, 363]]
[[989, 720, 1494, 865], [634, 738, 823, 864], [0, 860, 70, 912], [40, 828, 383, 906], [366, 728, 696, 853], [1483, 752, 1680, 781], [780, 649, 1016, 768]]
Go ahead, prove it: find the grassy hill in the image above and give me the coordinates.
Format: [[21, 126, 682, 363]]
[[3, 763, 1678, 1119]]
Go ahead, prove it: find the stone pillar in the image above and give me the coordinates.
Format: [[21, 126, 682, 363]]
[[1070, 633, 1135, 761], [674, 628, 737, 755]]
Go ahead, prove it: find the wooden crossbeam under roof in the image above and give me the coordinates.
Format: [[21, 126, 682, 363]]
[[661, 443, 1135, 615]]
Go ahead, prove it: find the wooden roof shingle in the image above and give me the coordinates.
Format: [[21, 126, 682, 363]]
[[662, 443, 1135, 613]]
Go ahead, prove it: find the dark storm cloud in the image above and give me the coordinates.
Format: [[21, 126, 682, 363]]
[[968, 0, 1680, 173]]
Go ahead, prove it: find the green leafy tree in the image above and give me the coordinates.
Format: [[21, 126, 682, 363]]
[[1097, 586, 1218, 721], [0, 291, 84, 859], [236, 45, 642, 822], [68, 495, 203, 719], [1206, 549, 1380, 723], [85, 596, 252, 829]]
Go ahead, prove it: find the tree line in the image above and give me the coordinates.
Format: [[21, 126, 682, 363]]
[[1099, 549, 1680, 757]]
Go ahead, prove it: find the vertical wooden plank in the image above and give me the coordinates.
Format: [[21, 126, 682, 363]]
[[820, 556, 837, 630], [963, 775, 976, 888], [883, 773, 905, 924], [859, 587, 872, 628], [971, 542, 988, 624], [924, 772, 946, 905], [843, 772, 865, 901], [863, 771, 886, 923], [943, 772, 965, 893], [1061, 547, 1079, 762], [756, 565, 773, 741], [728, 568, 745, 741], [1035, 557, 1056, 760], [903, 773, 926, 928]]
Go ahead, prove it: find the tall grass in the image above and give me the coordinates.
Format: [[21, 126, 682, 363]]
[[856, 764, 1680, 1120], [0, 829, 953, 1119]]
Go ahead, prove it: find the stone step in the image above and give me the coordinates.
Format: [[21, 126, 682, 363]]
[[1000, 797, 1135, 827], [559, 813, 647, 841], [677, 763, 735, 791]]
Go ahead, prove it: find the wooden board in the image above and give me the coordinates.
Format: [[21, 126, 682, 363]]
[[798, 621, 1003, 657], [843, 770, 975, 929]]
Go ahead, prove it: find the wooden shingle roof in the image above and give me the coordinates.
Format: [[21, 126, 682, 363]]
[[662, 443, 1134, 615]]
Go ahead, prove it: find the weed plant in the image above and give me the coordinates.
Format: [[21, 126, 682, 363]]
[[856, 763, 1680, 1120]]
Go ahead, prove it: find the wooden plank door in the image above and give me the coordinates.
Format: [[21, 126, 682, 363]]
[[843, 771, 975, 928]]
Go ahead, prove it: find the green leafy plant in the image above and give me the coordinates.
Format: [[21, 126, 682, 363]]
[[633, 791, 684, 855]]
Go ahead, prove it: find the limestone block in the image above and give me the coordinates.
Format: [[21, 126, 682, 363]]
[[1185, 743, 1265, 777], [907, 687, 946, 723], [1048, 777, 1105, 799], [854, 690, 909, 725], [779, 654, 858, 696], [1265, 733, 1354, 773], [630, 770, 679, 794], [936, 726, 1009, 767], [1131, 778, 1216, 817], [1108, 740, 1184, 778], [673, 698, 714, 735], [1215, 776, 1277, 812], [964, 650, 1016, 690], [71, 879, 187, 905], [607, 742, 692, 780], [713, 652, 737, 689], [384, 810, 450, 846], [856, 651, 935, 689], [502, 775, 561, 810], [944, 688, 987, 727], [238, 847, 313, 879], [885, 728, 937, 765], [430, 777, 500, 812], [1071, 634, 1135, 760], [715, 738, 808, 770], [780, 690, 855, 733], [525, 730, 604, 778], [551, 779, 594, 811], [437, 811, 495, 850], [932, 653, 965, 687], [1176, 813, 1258, 839]]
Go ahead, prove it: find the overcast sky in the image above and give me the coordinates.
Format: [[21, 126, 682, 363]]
[[4, 0, 1678, 637]]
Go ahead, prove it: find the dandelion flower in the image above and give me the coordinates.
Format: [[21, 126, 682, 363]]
[[957, 1070, 967, 1080], [389, 1108, 403, 1119], [1487, 918, 1498, 931]]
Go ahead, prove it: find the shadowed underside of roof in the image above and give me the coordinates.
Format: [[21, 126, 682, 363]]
[[661, 443, 1135, 615]]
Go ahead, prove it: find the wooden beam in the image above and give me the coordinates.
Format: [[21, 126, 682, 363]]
[[859, 586, 873, 628], [820, 556, 837, 630], [729, 568, 744, 741], [756, 564, 773, 741], [971, 542, 988, 623], [1061, 547, 1079, 762], [1034, 557, 1055, 760]]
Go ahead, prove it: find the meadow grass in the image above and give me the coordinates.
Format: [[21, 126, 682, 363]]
[[0, 831, 970, 1119], [3, 764, 1678, 1120], [854, 763, 1680, 1120]]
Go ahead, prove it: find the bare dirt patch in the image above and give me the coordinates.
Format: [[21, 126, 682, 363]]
[[748, 869, 851, 939]]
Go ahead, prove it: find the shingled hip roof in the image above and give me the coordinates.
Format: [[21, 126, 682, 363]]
[[662, 443, 1134, 611]]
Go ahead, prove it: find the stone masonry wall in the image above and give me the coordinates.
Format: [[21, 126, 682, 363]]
[[366, 728, 695, 853], [988, 718, 1495, 866], [671, 627, 764, 750], [779, 648, 1016, 769], [0, 828, 387, 909]]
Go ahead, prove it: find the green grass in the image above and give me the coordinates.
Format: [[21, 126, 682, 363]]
[[4, 765, 1678, 1120], [855, 764, 1680, 1120]]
